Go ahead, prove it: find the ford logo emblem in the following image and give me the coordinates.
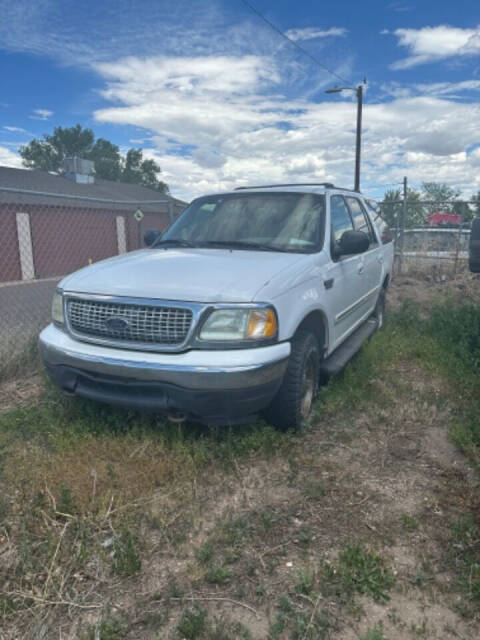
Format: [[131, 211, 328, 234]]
[[106, 317, 129, 331]]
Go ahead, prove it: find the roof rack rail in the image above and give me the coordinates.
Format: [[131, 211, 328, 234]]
[[234, 183, 351, 191]]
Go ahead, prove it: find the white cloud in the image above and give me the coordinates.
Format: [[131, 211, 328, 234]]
[[381, 79, 480, 100], [414, 80, 480, 97], [468, 147, 480, 168], [3, 125, 27, 132], [390, 25, 480, 69], [0, 145, 23, 167], [91, 54, 480, 200], [0, 0, 283, 66], [29, 108, 53, 120], [387, 3, 412, 12], [285, 27, 347, 41]]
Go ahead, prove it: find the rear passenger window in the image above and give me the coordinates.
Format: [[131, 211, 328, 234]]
[[365, 199, 393, 244], [330, 195, 354, 244], [345, 197, 376, 245]]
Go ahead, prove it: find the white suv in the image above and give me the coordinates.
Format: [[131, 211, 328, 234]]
[[39, 183, 394, 430]]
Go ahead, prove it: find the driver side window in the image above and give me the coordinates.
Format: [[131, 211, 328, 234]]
[[330, 195, 354, 259]]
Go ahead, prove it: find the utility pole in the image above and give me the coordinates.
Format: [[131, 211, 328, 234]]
[[325, 81, 365, 192], [354, 84, 363, 192]]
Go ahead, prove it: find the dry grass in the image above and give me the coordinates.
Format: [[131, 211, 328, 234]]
[[389, 269, 480, 313], [0, 373, 44, 414]]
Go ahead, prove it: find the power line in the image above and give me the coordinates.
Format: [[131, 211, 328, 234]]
[[239, 0, 350, 85]]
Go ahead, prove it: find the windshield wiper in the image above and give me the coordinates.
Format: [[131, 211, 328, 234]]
[[200, 240, 291, 253], [154, 238, 198, 248]]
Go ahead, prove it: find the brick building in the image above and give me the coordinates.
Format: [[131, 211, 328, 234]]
[[0, 164, 186, 283]]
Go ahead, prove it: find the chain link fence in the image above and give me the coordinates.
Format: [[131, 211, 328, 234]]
[[0, 189, 185, 379], [379, 197, 474, 279]]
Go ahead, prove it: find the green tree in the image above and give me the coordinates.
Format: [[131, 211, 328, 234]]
[[20, 124, 94, 172], [122, 149, 168, 193], [20, 124, 168, 192], [421, 182, 473, 223], [381, 189, 402, 228], [421, 182, 461, 214], [381, 187, 424, 228], [471, 192, 480, 217], [89, 138, 122, 182]]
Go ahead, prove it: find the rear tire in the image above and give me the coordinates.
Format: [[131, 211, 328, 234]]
[[264, 330, 319, 431]]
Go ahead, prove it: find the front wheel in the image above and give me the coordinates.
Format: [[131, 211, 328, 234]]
[[373, 290, 386, 330], [264, 330, 320, 431]]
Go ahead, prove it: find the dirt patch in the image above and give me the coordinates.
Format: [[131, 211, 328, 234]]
[[339, 593, 475, 639], [0, 373, 44, 413]]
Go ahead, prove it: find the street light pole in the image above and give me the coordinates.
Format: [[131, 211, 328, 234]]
[[325, 82, 365, 192]]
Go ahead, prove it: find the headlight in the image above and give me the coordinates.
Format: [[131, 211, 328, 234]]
[[52, 291, 64, 324], [199, 307, 277, 342]]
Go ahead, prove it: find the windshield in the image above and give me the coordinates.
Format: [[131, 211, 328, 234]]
[[157, 192, 325, 253]]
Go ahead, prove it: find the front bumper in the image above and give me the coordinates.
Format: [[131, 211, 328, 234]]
[[39, 324, 290, 423]]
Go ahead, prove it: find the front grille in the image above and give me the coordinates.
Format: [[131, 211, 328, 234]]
[[67, 298, 193, 346]]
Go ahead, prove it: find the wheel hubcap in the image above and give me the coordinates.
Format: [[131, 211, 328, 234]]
[[300, 352, 316, 419]]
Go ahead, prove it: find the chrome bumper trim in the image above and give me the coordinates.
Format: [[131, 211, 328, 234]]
[[39, 324, 290, 391]]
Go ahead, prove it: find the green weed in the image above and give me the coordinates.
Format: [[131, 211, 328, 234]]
[[177, 606, 208, 639], [204, 565, 232, 584], [295, 569, 315, 595], [303, 481, 326, 500], [401, 514, 420, 532], [448, 515, 480, 616], [268, 594, 333, 640], [194, 540, 214, 565], [84, 614, 129, 640], [176, 608, 252, 640], [358, 624, 385, 640], [113, 527, 141, 577], [325, 545, 395, 603]]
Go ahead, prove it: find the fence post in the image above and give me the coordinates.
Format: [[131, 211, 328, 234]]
[[115, 216, 127, 254], [397, 176, 407, 275], [453, 203, 465, 278], [16, 212, 35, 280]]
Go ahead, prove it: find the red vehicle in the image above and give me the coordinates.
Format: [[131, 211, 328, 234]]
[[428, 212, 462, 227]]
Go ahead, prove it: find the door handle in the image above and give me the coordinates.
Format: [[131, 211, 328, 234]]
[[378, 255, 384, 263], [357, 263, 364, 274]]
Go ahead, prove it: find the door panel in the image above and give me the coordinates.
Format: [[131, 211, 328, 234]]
[[325, 194, 370, 350], [345, 197, 382, 317]]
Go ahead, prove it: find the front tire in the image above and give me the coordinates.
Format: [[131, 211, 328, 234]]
[[264, 330, 320, 431], [373, 290, 386, 330]]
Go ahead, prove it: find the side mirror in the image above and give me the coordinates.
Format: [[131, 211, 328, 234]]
[[144, 229, 161, 247], [338, 230, 370, 256]]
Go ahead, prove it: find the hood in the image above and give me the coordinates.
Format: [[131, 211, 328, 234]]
[[60, 247, 304, 303]]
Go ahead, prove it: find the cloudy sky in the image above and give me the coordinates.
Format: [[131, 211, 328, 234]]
[[0, 0, 479, 201]]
